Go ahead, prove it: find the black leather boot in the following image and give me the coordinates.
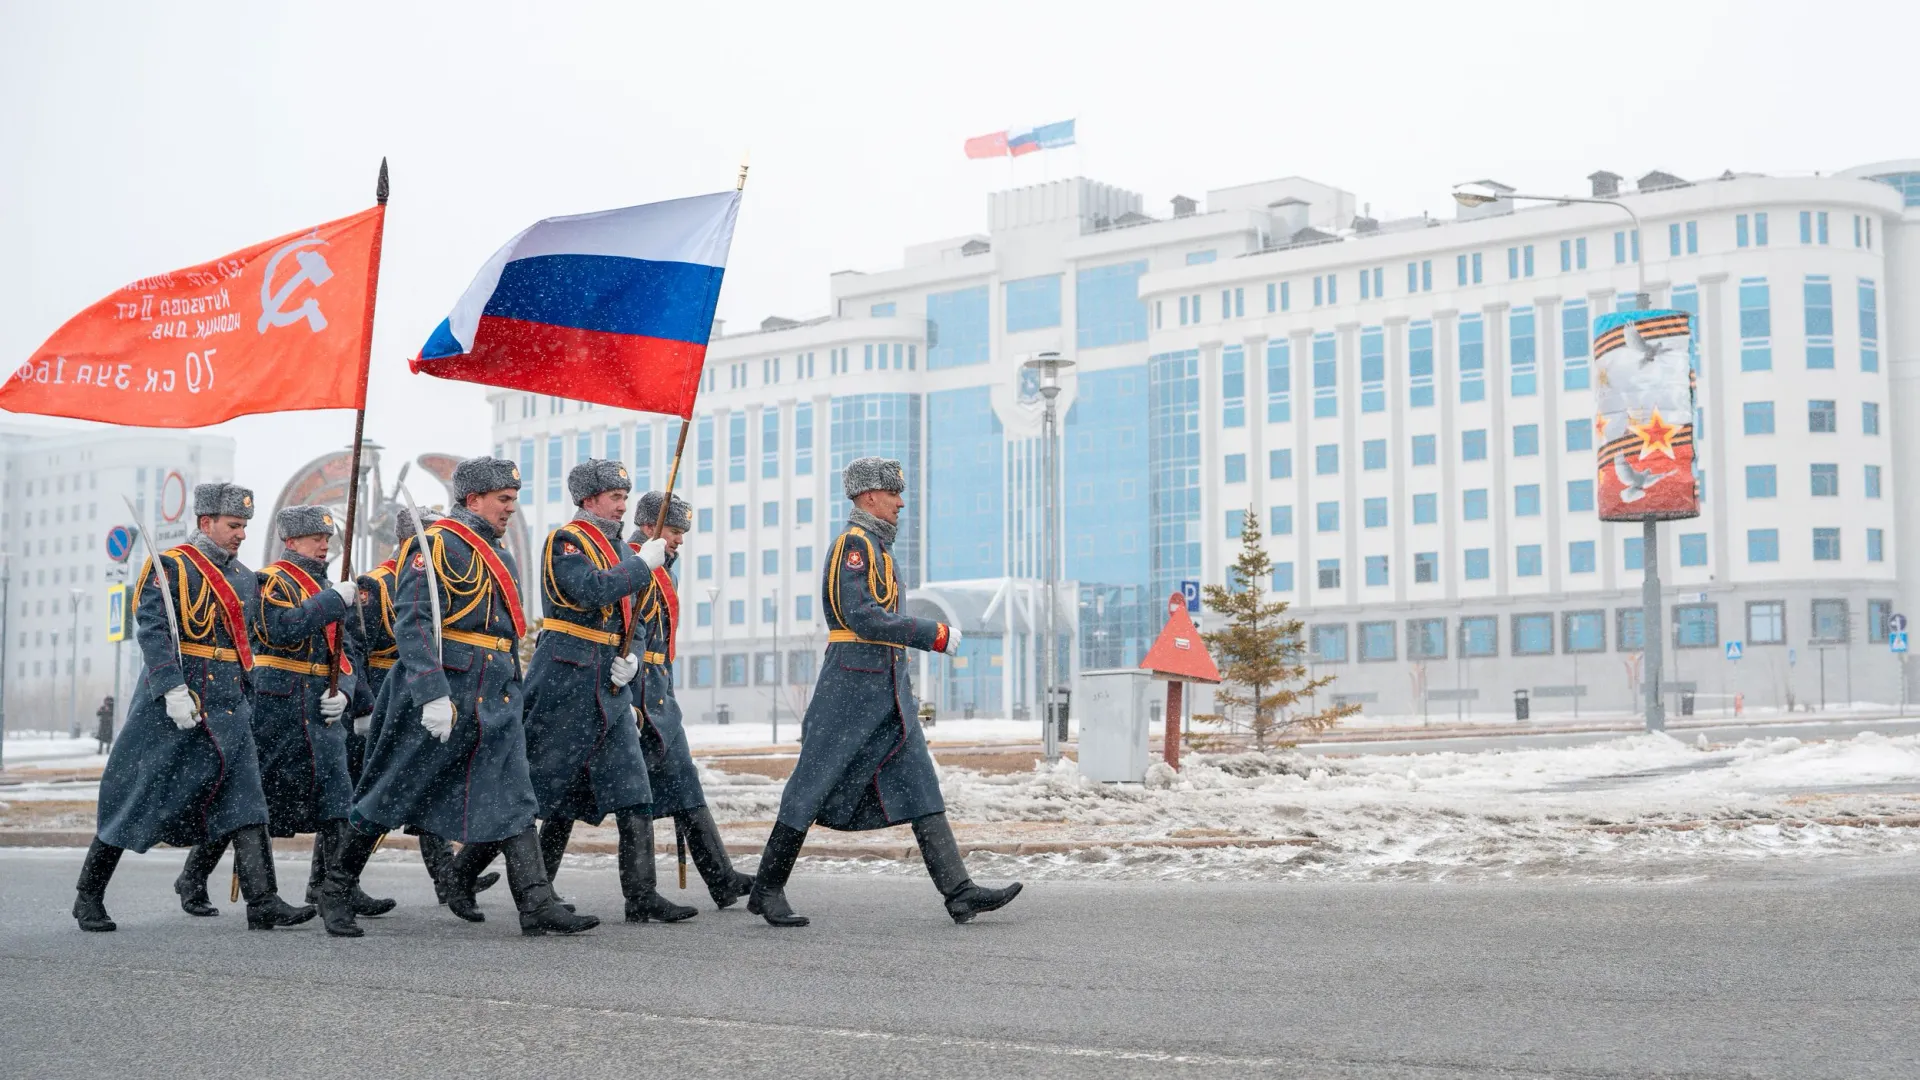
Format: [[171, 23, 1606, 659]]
[[232, 825, 318, 930], [317, 826, 382, 937], [616, 808, 696, 923], [174, 834, 230, 917], [913, 812, 1022, 925], [438, 840, 501, 923], [419, 831, 499, 904], [538, 817, 573, 885], [502, 827, 599, 936], [73, 839, 123, 932], [680, 805, 754, 909], [307, 820, 396, 916], [746, 822, 810, 927]]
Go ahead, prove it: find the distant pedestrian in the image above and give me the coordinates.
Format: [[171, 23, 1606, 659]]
[[94, 696, 115, 754]]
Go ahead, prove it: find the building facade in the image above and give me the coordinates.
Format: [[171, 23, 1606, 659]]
[[1, 421, 236, 735], [488, 160, 1920, 726]]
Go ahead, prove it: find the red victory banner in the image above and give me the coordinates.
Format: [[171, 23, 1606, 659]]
[[1594, 308, 1700, 521], [3, 205, 385, 427]]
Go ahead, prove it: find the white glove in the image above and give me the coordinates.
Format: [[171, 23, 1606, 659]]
[[609, 653, 639, 688], [419, 696, 455, 742], [637, 537, 668, 571], [318, 690, 348, 723], [164, 684, 198, 730], [353, 714, 373, 736], [944, 624, 965, 656], [330, 579, 358, 605]]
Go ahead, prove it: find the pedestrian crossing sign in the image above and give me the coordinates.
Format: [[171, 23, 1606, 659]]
[[1724, 640, 1743, 661], [1893, 632, 1909, 655], [105, 584, 130, 642]]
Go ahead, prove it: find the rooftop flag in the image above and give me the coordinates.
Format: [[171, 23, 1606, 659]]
[[413, 190, 740, 420], [964, 119, 1076, 159], [3, 205, 386, 427]]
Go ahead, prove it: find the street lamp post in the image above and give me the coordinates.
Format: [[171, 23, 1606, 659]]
[[68, 588, 84, 740], [1453, 184, 1662, 733], [770, 585, 780, 743], [1023, 351, 1074, 762], [705, 585, 720, 725]]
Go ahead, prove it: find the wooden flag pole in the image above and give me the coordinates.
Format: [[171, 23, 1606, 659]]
[[330, 158, 389, 696]]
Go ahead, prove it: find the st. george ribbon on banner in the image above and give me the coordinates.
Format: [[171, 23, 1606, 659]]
[[411, 190, 740, 420], [1594, 308, 1701, 521], [2, 206, 386, 427]]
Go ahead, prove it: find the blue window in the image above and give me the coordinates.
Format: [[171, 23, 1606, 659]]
[[1868, 528, 1884, 563], [1860, 279, 1879, 372], [1679, 533, 1707, 567], [1407, 261, 1419, 292], [1513, 612, 1551, 652], [1186, 250, 1217, 265], [1747, 529, 1779, 563], [1755, 212, 1770, 245], [795, 595, 813, 622], [1310, 622, 1347, 659], [1566, 417, 1593, 451], [1315, 444, 1339, 475], [1686, 220, 1698, 253], [1224, 453, 1247, 483], [729, 504, 746, 530], [1567, 479, 1594, 512], [1565, 610, 1605, 651], [1362, 439, 1387, 470], [1460, 616, 1498, 656], [1316, 501, 1340, 532], [1745, 465, 1777, 498], [1569, 540, 1596, 574], [1508, 246, 1519, 279], [1269, 448, 1292, 479], [1509, 307, 1536, 396], [796, 497, 813, 524], [1613, 230, 1639, 264], [1411, 434, 1437, 466], [1562, 300, 1590, 390], [1809, 399, 1836, 432], [545, 435, 563, 502], [695, 416, 715, 486], [1221, 345, 1246, 428], [1799, 210, 1812, 244], [728, 412, 747, 482], [1408, 321, 1435, 407], [1412, 493, 1437, 524], [1458, 314, 1485, 402], [1364, 497, 1387, 528], [1076, 261, 1148, 349], [1004, 274, 1062, 332], [1512, 424, 1539, 456], [1464, 548, 1490, 580], [927, 286, 989, 369], [1743, 401, 1775, 435], [1864, 401, 1881, 435], [1739, 278, 1772, 371], [1271, 563, 1294, 591], [727, 600, 745, 626], [761, 409, 780, 479], [1813, 528, 1840, 561], [1266, 340, 1291, 422], [1514, 484, 1541, 517], [1810, 462, 1838, 497], [1866, 464, 1882, 498], [1270, 505, 1294, 535], [697, 508, 713, 533], [1365, 556, 1389, 587], [695, 555, 712, 581], [1312, 333, 1337, 417], [1461, 429, 1487, 461], [870, 301, 895, 317], [762, 549, 779, 574], [728, 551, 746, 578], [1624, 536, 1644, 570], [794, 403, 814, 476], [1360, 269, 1371, 300], [762, 501, 779, 527], [1360, 328, 1385, 413], [1669, 223, 1681, 256], [1804, 276, 1834, 369], [1737, 214, 1750, 247], [1312, 276, 1323, 306], [1225, 509, 1245, 538], [1413, 553, 1439, 584], [1674, 605, 1717, 648], [796, 545, 813, 571], [1463, 488, 1488, 520]]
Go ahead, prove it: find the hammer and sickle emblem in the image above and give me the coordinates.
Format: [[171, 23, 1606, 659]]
[[257, 233, 334, 334]]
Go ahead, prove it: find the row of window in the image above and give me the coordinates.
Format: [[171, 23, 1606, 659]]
[[690, 594, 816, 631], [692, 546, 818, 582], [1307, 597, 1895, 664], [1737, 276, 1880, 372], [509, 408, 821, 504], [679, 649, 819, 690]]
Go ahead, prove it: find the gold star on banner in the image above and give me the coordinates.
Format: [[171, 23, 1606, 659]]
[[1631, 408, 1678, 461], [1593, 412, 1609, 444]]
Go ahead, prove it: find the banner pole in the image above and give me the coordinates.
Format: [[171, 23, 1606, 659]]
[[331, 158, 389, 695]]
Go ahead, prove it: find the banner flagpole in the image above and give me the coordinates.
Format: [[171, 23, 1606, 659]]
[[331, 158, 389, 696]]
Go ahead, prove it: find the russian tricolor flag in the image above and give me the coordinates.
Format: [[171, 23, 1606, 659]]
[[413, 191, 740, 419]]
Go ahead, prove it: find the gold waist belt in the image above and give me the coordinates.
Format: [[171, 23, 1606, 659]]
[[444, 628, 514, 653], [178, 642, 241, 663], [826, 629, 902, 649], [539, 619, 622, 647], [642, 650, 667, 665], [252, 655, 330, 677], [368, 655, 397, 670]]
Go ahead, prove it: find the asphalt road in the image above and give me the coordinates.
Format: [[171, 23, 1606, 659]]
[[1300, 715, 1920, 758], [3, 848, 1917, 1079]]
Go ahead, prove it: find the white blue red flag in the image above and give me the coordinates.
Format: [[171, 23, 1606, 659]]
[[412, 191, 740, 418], [965, 119, 1075, 159]]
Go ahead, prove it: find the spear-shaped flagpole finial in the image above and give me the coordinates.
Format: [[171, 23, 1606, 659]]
[[377, 157, 390, 206], [737, 151, 750, 192]]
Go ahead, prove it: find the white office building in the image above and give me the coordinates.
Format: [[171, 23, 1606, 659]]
[[488, 158, 1920, 726], [0, 421, 236, 734]]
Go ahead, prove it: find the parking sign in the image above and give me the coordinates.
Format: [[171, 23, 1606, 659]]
[[1180, 579, 1200, 612]]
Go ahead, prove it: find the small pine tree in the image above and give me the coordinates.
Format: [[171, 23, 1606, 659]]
[[1196, 507, 1356, 749]]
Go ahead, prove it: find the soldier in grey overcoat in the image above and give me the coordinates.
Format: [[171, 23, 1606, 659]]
[[519, 459, 694, 923], [317, 456, 598, 939], [747, 458, 1022, 927], [75, 483, 315, 933]]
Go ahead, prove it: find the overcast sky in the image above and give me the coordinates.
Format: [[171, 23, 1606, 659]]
[[3, 0, 1914, 564]]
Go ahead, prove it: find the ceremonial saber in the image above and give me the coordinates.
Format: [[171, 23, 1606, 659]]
[[395, 484, 443, 656], [119, 497, 199, 723]]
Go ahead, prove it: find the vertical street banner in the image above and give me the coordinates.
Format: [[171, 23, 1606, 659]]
[[1594, 308, 1700, 521], [3, 206, 385, 427]]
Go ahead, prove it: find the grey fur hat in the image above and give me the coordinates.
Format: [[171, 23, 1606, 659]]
[[843, 457, 906, 500], [568, 457, 632, 504], [277, 504, 337, 540], [193, 482, 255, 521], [388, 506, 440, 545], [633, 491, 692, 532], [450, 455, 522, 502]]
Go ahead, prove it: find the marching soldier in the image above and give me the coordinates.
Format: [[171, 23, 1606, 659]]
[[344, 505, 498, 904], [519, 460, 693, 923], [319, 456, 596, 938], [748, 458, 1022, 927], [631, 490, 755, 909], [172, 505, 389, 918], [75, 483, 315, 932]]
